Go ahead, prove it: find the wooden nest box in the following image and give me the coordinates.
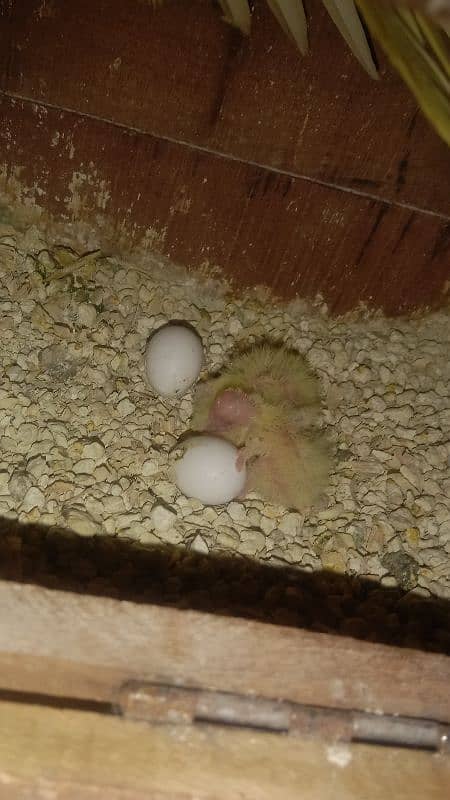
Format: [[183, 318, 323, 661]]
[[0, 2, 449, 797]]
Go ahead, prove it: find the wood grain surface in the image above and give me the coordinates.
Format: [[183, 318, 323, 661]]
[[3, 0, 450, 215], [0, 699, 449, 800], [0, 581, 449, 722], [0, 1, 449, 313], [1, 94, 449, 314]]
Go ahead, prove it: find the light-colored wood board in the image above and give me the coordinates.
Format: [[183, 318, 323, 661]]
[[0, 781, 170, 800], [0, 700, 448, 800], [0, 581, 449, 722]]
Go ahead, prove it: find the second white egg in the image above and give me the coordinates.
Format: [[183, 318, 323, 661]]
[[145, 323, 203, 397], [173, 435, 247, 505]]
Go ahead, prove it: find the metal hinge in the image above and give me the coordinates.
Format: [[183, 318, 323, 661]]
[[115, 680, 449, 754]]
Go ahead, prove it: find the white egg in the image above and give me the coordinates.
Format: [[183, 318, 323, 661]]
[[145, 323, 203, 397], [173, 435, 246, 505]]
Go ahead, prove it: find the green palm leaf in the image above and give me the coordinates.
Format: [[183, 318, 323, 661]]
[[218, 1, 377, 76], [217, 0, 251, 35], [266, 0, 309, 55], [322, 1, 378, 77], [143, 1, 450, 144], [356, 1, 450, 144]]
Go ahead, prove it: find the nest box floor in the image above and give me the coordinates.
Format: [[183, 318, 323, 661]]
[[0, 224, 449, 644]]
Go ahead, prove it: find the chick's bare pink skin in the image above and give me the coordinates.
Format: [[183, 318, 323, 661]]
[[207, 389, 255, 433], [205, 389, 255, 496]]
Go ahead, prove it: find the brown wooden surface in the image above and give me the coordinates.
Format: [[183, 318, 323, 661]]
[[0, 582, 449, 722], [0, 1, 9, 83], [1, 700, 449, 800], [3, 0, 450, 216], [1, 1, 449, 313], [1, 94, 449, 314]]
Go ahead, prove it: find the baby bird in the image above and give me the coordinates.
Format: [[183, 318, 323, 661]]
[[191, 344, 331, 511]]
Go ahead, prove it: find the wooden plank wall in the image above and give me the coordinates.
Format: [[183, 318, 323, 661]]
[[0, 0, 449, 313]]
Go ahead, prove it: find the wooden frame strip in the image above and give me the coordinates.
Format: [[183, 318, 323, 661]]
[[0, 581, 449, 722], [0, 699, 449, 800]]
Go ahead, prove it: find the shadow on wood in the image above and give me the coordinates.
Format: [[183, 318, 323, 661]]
[[0, 515, 448, 655]]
